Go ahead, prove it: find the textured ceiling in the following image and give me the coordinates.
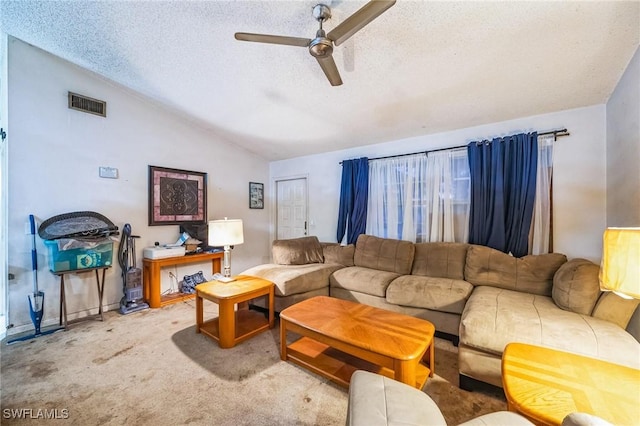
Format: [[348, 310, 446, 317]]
[[1, 1, 639, 160]]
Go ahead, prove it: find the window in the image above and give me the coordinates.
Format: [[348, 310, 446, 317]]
[[365, 139, 551, 251], [366, 150, 469, 243]]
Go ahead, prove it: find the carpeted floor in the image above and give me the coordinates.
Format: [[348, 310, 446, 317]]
[[1, 300, 506, 425]]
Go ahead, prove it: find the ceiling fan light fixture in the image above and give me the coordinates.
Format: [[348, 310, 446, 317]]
[[309, 38, 333, 57]]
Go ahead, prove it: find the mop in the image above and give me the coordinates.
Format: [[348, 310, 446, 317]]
[[7, 215, 64, 344]]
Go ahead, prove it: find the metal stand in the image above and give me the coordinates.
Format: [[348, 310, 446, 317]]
[[57, 267, 109, 329]]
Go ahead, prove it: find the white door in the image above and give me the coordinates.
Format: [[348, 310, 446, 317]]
[[276, 178, 308, 239]]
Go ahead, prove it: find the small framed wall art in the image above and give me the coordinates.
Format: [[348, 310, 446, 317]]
[[148, 165, 207, 225], [249, 182, 264, 209]]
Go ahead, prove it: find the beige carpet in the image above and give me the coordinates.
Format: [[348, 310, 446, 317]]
[[1, 300, 506, 425]]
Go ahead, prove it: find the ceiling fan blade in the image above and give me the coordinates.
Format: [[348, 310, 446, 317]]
[[316, 56, 343, 86], [327, 0, 396, 46], [235, 32, 311, 47]]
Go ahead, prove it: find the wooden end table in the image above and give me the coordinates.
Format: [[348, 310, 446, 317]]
[[195, 275, 274, 349], [279, 296, 435, 389], [502, 342, 640, 425]]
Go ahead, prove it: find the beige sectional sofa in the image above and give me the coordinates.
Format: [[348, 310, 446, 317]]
[[240, 234, 640, 389]]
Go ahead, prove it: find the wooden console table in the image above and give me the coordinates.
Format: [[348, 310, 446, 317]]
[[143, 252, 223, 308]]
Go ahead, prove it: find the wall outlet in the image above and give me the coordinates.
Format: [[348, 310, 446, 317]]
[[99, 166, 118, 179]]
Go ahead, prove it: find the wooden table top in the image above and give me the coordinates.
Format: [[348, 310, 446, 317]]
[[502, 342, 640, 426], [195, 275, 273, 299], [143, 251, 223, 266], [280, 296, 435, 361]]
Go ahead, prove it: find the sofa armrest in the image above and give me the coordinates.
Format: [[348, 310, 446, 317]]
[[347, 371, 446, 426]]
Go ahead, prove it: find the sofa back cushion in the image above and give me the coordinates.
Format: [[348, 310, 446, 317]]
[[321, 243, 355, 266], [464, 245, 567, 296], [411, 243, 469, 280], [354, 234, 415, 275], [552, 258, 602, 315], [591, 292, 640, 329], [272, 236, 324, 265]]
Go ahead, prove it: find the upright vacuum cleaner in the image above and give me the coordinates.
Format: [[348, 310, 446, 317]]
[[7, 215, 63, 344], [118, 224, 149, 314]]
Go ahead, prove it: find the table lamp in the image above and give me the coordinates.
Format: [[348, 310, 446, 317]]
[[208, 218, 244, 283], [599, 227, 640, 299]]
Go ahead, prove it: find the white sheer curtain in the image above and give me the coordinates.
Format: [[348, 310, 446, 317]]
[[366, 150, 469, 243], [529, 134, 554, 254], [366, 155, 427, 241], [425, 149, 470, 242]]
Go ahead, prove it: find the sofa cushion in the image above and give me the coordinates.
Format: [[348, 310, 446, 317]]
[[552, 258, 602, 315], [464, 245, 567, 296], [240, 263, 343, 296], [320, 242, 355, 266], [354, 234, 415, 275], [591, 292, 640, 329], [272, 236, 324, 265], [386, 276, 473, 315], [460, 286, 640, 369], [330, 266, 400, 298], [411, 242, 469, 279]]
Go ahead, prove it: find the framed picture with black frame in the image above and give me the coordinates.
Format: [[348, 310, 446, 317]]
[[148, 165, 207, 225], [249, 182, 264, 209]]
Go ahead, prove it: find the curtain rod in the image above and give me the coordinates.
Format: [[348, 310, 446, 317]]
[[340, 128, 570, 164]]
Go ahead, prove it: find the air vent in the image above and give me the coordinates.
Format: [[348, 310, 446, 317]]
[[68, 92, 106, 117]]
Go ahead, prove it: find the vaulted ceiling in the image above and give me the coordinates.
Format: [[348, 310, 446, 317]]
[[1, 1, 638, 160]]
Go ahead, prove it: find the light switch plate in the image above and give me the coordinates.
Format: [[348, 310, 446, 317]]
[[99, 166, 118, 179]]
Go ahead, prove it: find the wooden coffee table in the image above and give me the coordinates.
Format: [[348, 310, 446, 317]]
[[195, 275, 274, 348], [502, 342, 640, 425], [279, 296, 435, 389]]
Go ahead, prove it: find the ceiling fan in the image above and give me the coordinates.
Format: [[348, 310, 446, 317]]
[[234, 1, 396, 86]]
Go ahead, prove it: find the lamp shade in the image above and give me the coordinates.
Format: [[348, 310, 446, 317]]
[[599, 227, 640, 299], [208, 218, 244, 247]]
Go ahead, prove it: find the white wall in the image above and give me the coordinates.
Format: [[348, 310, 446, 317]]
[[7, 38, 270, 331], [271, 105, 607, 262], [606, 46, 640, 227]]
